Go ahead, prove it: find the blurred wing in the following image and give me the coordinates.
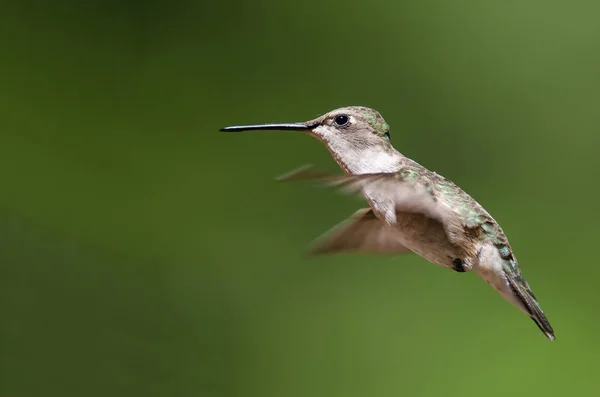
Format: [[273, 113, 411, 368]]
[[277, 165, 488, 249], [278, 165, 446, 224], [310, 208, 414, 255]]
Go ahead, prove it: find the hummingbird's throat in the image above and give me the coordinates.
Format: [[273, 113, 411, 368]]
[[318, 138, 404, 174]]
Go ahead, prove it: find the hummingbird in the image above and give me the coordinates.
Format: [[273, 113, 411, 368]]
[[220, 106, 555, 340]]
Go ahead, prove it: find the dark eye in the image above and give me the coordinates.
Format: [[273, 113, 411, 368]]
[[384, 131, 391, 140], [334, 114, 349, 127]]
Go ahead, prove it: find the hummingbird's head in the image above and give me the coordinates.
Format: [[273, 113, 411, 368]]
[[221, 106, 399, 173], [221, 106, 390, 142], [305, 106, 391, 147]]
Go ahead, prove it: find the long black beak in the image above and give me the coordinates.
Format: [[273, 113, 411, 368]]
[[220, 122, 310, 132]]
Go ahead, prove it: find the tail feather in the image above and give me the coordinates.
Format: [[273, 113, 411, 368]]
[[505, 273, 555, 340]]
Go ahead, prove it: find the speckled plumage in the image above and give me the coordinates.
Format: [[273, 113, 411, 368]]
[[221, 106, 555, 340]]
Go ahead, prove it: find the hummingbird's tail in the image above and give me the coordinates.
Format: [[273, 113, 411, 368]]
[[504, 268, 555, 341]]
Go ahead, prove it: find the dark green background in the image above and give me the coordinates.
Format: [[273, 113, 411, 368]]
[[1, 0, 599, 396]]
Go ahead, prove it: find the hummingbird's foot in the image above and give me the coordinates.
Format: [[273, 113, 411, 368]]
[[452, 258, 467, 273]]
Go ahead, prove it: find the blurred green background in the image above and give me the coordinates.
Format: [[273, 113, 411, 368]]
[[1, 0, 599, 396]]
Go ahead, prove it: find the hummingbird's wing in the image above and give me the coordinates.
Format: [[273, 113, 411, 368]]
[[277, 164, 476, 240], [310, 208, 414, 255]]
